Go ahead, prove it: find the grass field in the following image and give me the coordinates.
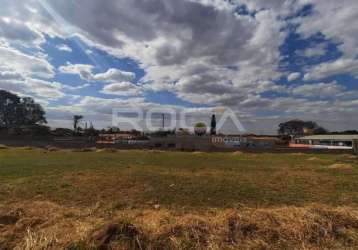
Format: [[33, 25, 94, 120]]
[[0, 147, 358, 249]]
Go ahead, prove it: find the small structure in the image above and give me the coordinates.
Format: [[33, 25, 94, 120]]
[[97, 133, 135, 144], [295, 135, 358, 150], [353, 139, 358, 155]]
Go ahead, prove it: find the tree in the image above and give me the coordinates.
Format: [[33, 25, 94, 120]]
[[20, 97, 47, 125], [194, 122, 207, 136], [278, 119, 327, 138], [0, 90, 20, 128], [278, 120, 305, 138], [314, 127, 328, 135], [210, 114, 217, 135], [73, 115, 83, 134], [0, 90, 47, 128], [177, 128, 190, 135], [105, 126, 120, 134], [84, 122, 99, 138]]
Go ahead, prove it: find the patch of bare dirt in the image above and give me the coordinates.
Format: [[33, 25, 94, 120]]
[[96, 148, 118, 153], [307, 157, 319, 161], [45, 146, 60, 152], [192, 151, 206, 155], [348, 155, 358, 160]]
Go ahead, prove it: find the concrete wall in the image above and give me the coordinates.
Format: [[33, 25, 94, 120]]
[[149, 136, 213, 151], [149, 135, 278, 152]]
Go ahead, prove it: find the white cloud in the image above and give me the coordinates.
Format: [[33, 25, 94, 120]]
[[287, 72, 301, 82], [40, 0, 287, 103], [301, 43, 327, 58], [62, 83, 90, 91], [290, 82, 345, 97], [58, 63, 94, 80], [296, 0, 358, 80], [59, 63, 135, 83], [101, 82, 142, 96], [0, 71, 24, 81], [0, 78, 65, 100], [0, 17, 44, 45], [297, 0, 358, 58], [0, 44, 54, 79], [93, 68, 135, 83], [304, 58, 358, 81], [25, 79, 65, 99], [56, 44, 72, 52]]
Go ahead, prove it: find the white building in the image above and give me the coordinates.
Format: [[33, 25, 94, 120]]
[[296, 135, 358, 149]]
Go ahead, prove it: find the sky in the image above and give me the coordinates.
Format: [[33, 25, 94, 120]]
[[0, 0, 358, 134]]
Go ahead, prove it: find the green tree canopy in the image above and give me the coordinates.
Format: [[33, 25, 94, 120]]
[[0, 90, 47, 128], [278, 119, 328, 138]]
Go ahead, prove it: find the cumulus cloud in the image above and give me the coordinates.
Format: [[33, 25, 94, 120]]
[[101, 82, 142, 96], [25, 79, 65, 99], [0, 44, 54, 79], [59, 63, 135, 83], [0, 71, 24, 81], [42, 0, 287, 102], [58, 63, 94, 80], [62, 83, 90, 91], [0, 78, 64, 100], [300, 43, 327, 58], [290, 82, 345, 97], [304, 59, 358, 81], [287, 72, 301, 82], [296, 0, 358, 80], [93, 68, 135, 83], [0, 17, 43, 45]]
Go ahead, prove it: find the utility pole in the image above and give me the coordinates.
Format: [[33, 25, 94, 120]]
[[210, 114, 217, 135], [162, 113, 165, 129]]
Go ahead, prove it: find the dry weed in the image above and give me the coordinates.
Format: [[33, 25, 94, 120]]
[[1, 202, 358, 249], [328, 163, 353, 170]]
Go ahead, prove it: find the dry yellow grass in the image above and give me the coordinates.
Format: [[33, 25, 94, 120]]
[[328, 163, 353, 170], [96, 148, 118, 153], [1, 201, 358, 249], [308, 157, 319, 161], [192, 151, 206, 155], [46, 146, 60, 152], [1, 148, 358, 249]]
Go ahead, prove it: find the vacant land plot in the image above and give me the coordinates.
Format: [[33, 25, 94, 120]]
[[0, 148, 357, 249]]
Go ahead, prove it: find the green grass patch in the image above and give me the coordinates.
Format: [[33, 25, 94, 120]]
[[0, 148, 357, 209]]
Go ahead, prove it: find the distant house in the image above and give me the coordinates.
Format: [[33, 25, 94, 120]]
[[97, 133, 135, 144], [294, 135, 358, 149]]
